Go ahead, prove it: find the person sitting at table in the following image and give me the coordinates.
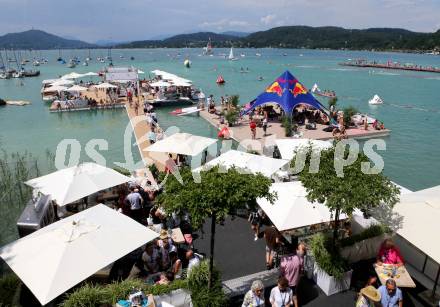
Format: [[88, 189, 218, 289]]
[[356, 285, 381, 307], [378, 279, 403, 307], [158, 230, 177, 271], [169, 251, 183, 279], [377, 239, 404, 267], [242, 279, 265, 307], [128, 242, 161, 279]]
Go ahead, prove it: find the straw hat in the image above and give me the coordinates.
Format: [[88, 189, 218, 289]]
[[159, 229, 169, 240], [360, 286, 381, 302]]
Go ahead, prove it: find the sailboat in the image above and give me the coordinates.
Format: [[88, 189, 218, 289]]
[[86, 49, 92, 62], [368, 95, 383, 105], [228, 47, 238, 61], [202, 38, 213, 55]]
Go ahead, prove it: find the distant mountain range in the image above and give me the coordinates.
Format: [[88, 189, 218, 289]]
[[0, 30, 95, 49], [116, 26, 440, 51], [1, 27, 439, 51]]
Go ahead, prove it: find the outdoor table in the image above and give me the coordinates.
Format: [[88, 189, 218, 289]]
[[171, 228, 185, 244], [374, 264, 416, 288]]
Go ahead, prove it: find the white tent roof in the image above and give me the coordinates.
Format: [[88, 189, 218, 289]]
[[105, 71, 138, 82], [61, 72, 85, 79], [275, 139, 333, 161], [393, 185, 440, 263], [171, 80, 192, 87], [42, 79, 61, 84], [257, 181, 348, 231], [144, 133, 217, 156], [83, 71, 99, 76], [43, 85, 68, 93], [66, 85, 88, 92], [50, 79, 75, 86], [194, 150, 289, 177], [149, 80, 171, 87], [25, 163, 130, 206], [0, 204, 158, 305], [95, 82, 118, 89]]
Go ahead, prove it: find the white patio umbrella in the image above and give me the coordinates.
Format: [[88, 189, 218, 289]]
[[95, 82, 118, 89], [66, 85, 88, 92], [0, 204, 158, 305], [61, 72, 85, 79], [50, 79, 75, 86], [43, 85, 68, 93], [145, 133, 217, 157], [257, 181, 349, 231], [275, 139, 333, 161], [25, 162, 130, 206], [194, 150, 289, 178]]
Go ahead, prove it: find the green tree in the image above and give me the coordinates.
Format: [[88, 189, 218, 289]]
[[296, 142, 400, 249], [157, 166, 275, 288]]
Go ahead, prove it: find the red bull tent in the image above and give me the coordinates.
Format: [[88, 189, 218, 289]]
[[242, 70, 326, 116]]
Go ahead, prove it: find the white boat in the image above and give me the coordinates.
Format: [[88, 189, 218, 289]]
[[6, 100, 31, 106], [369, 94, 383, 105], [83, 61, 89, 66], [228, 47, 238, 61], [256, 53, 262, 57], [170, 106, 200, 116], [33, 60, 40, 66], [202, 38, 213, 55], [0, 72, 8, 79], [311, 83, 321, 93]]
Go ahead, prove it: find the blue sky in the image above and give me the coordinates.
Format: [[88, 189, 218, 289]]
[[1, 0, 440, 42]]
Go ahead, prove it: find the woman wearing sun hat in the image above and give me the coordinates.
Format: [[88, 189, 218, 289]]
[[356, 286, 381, 307]]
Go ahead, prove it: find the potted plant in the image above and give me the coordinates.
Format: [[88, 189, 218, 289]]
[[342, 106, 358, 127], [225, 109, 238, 127], [229, 95, 239, 109], [296, 144, 400, 295]]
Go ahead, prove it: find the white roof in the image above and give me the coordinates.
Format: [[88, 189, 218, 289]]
[[25, 163, 130, 206], [275, 139, 333, 161], [66, 85, 88, 92], [50, 79, 75, 86], [42, 79, 61, 84], [194, 150, 289, 178], [105, 71, 138, 82], [61, 72, 85, 79], [257, 181, 348, 231], [0, 204, 158, 305], [172, 80, 192, 87], [43, 85, 68, 93], [150, 80, 171, 87], [151, 70, 192, 83], [393, 185, 440, 263], [145, 133, 217, 156], [83, 71, 99, 76], [95, 82, 118, 89]]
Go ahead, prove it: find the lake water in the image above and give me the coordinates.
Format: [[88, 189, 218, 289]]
[[0, 48, 439, 191]]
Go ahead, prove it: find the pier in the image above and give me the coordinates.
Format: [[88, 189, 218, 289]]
[[340, 61, 440, 73], [200, 108, 390, 151]]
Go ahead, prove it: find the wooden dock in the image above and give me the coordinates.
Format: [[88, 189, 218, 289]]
[[200, 108, 390, 152], [124, 99, 168, 173]]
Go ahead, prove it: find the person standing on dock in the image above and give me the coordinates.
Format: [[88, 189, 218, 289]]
[[250, 119, 257, 140]]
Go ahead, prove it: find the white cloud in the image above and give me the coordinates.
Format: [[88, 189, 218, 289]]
[[199, 18, 250, 30], [260, 14, 277, 25]]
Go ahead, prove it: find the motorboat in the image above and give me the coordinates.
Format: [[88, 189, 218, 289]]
[[170, 106, 200, 116], [6, 100, 31, 106], [369, 94, 383, 105], [33, 60, 40, 66], [67, 60, 76, 68]]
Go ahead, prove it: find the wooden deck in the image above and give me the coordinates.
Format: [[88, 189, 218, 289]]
[[200, 108, 390, 152]]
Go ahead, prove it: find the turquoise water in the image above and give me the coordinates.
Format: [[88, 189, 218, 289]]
[[0, 48, 439, 190]]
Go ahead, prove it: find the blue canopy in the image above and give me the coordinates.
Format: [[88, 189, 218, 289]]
[[242, 70, 326, 116]]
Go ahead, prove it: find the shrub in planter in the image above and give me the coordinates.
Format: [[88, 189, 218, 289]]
[[149, 163, 159, 179], [225, 109, 238, 127], [342, 106, 359, 127], [310, 233, 352, 296], [187, 260, 227, 307], [0, 274, 20, 306], [62, 283, 107, 307], [229, 95, 239, 108], [112, 166, 131, 176], [282, 116, 293, 137], [339, 224, 389, 248]]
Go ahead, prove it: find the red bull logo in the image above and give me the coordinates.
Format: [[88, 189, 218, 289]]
[[266, 81, 283, 96], [290, 83, 308, 97]]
